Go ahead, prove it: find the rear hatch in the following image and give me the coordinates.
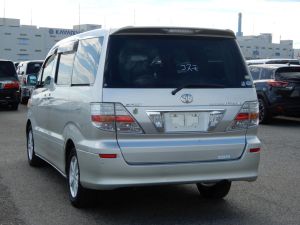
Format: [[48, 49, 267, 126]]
[[275, 67, 300, 100], [0, 61, 19, 101], [102, 28, 257, 164]]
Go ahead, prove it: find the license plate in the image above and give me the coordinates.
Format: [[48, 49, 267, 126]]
[[164, 112, 210, 132]]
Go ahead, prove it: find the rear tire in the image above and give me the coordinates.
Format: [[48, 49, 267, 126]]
[[197, 180, 231, 199], [11, 103, 19, 110], [258, 98, 271, 124], [67, 148, 93, 208], [26, 125, 43, 166], [21, 97, 28, 104]]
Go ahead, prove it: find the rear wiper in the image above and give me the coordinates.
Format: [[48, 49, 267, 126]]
[[171, 83, 225, 95]]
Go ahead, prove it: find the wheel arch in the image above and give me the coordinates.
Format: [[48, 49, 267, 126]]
[[65, 139, 75, 175]]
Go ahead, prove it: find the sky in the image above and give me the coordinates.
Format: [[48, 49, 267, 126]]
[[1, 0, 300, 48]]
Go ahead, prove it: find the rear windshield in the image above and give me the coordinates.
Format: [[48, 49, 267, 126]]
[[0, 61, 17, 78], [276, 67, 300, 81], [104, 35, 251, 88], [26, 62, 42, 75]]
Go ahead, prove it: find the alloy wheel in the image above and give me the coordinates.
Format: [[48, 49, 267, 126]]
[[69, 156, 79, 198]]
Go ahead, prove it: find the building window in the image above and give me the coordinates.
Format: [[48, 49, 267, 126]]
[[240, 46, 244, 48], [4, 48, 11, 51], [17, 53, 29, 56], [275, 52, 280, 56], [20, 33, 27, 36], [247, 46, 251, 48], [20, 49, 27, 52], [50, 35, 56, 38], [35, 34, 42, 37], [261, 47, 266, 49], [18, 37, 29, 46], [269, 47, 273, 50], [283, 48, 287, 51], [253, 50, 259, 56], [4, 32, 11, 35], [276, 48, 280, 50], [35, 50, 42, 52]]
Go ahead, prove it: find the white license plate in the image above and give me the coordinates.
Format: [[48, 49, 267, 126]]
[[164, 112, 210, 132]]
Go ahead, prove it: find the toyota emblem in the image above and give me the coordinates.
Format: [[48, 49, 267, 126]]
[[180, 94, 193, 104]]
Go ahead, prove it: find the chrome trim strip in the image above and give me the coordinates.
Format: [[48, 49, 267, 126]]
[[36, 153, 67, 178]]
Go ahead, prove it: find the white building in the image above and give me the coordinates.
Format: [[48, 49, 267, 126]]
[[237, 33, 294, 60], [0, 17, 101, 61], [294, 49, 300, 59]]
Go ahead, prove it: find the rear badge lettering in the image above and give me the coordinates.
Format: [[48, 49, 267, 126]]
[[217, 155, 231, 160]]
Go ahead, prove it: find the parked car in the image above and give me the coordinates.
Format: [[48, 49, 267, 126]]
[[0, 60, 20, 110], [26, 27, 261, 207], [17, 60, 43, 103], [249, 64, 300, 123], [247, 58, 300, 66]]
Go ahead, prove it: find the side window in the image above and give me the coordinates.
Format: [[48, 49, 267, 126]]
[[56, 52, 75, 85], [72, 37, 103, 85], [260, 68, 274, 80], [249, 67, 260, 80], [41, 54, 57, 87]]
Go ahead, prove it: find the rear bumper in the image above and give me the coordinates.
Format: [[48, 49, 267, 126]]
[[268, 101, 300, 116], [0, 89, 20, 105], [76, 136, 261, 190]]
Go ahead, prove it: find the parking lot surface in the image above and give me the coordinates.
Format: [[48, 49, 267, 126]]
[[0, 105, 300, 225]]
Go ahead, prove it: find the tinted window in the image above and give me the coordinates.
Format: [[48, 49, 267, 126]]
[[249, 67, 260, 80], [0, 61, 16, 78], [72, 37, 103, 85], [56, 53, 75, 85], [276, 67, 300, 81], [26, 62, 42, 74], [104, 36, 251, 88]]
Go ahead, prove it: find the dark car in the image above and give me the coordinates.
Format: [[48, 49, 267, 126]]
[[249, 64, 300, 123], [17, 60, 43, 103], [0, 60, 20, 110]]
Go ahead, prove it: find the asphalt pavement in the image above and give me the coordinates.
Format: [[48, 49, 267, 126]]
[[0, 105, 299, 225]]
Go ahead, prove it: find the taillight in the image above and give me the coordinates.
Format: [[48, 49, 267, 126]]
[[3, 81, 20, 89], [229, 101, 259, 130], [267, 80, 289, 87], [90, 103, 143, 133]]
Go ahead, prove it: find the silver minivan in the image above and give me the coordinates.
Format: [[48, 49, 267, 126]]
[[26, 27, 261, 207]]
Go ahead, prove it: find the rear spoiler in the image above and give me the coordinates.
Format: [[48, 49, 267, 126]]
[[112, 27, 235, 38]]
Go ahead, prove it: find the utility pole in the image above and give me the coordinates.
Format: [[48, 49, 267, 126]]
[[78, 3, 81, 32], [30, 8, 32, 25], [133, 8, 136, 25], [3, 0, 6, 25], [3, 0, 5, 18]]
